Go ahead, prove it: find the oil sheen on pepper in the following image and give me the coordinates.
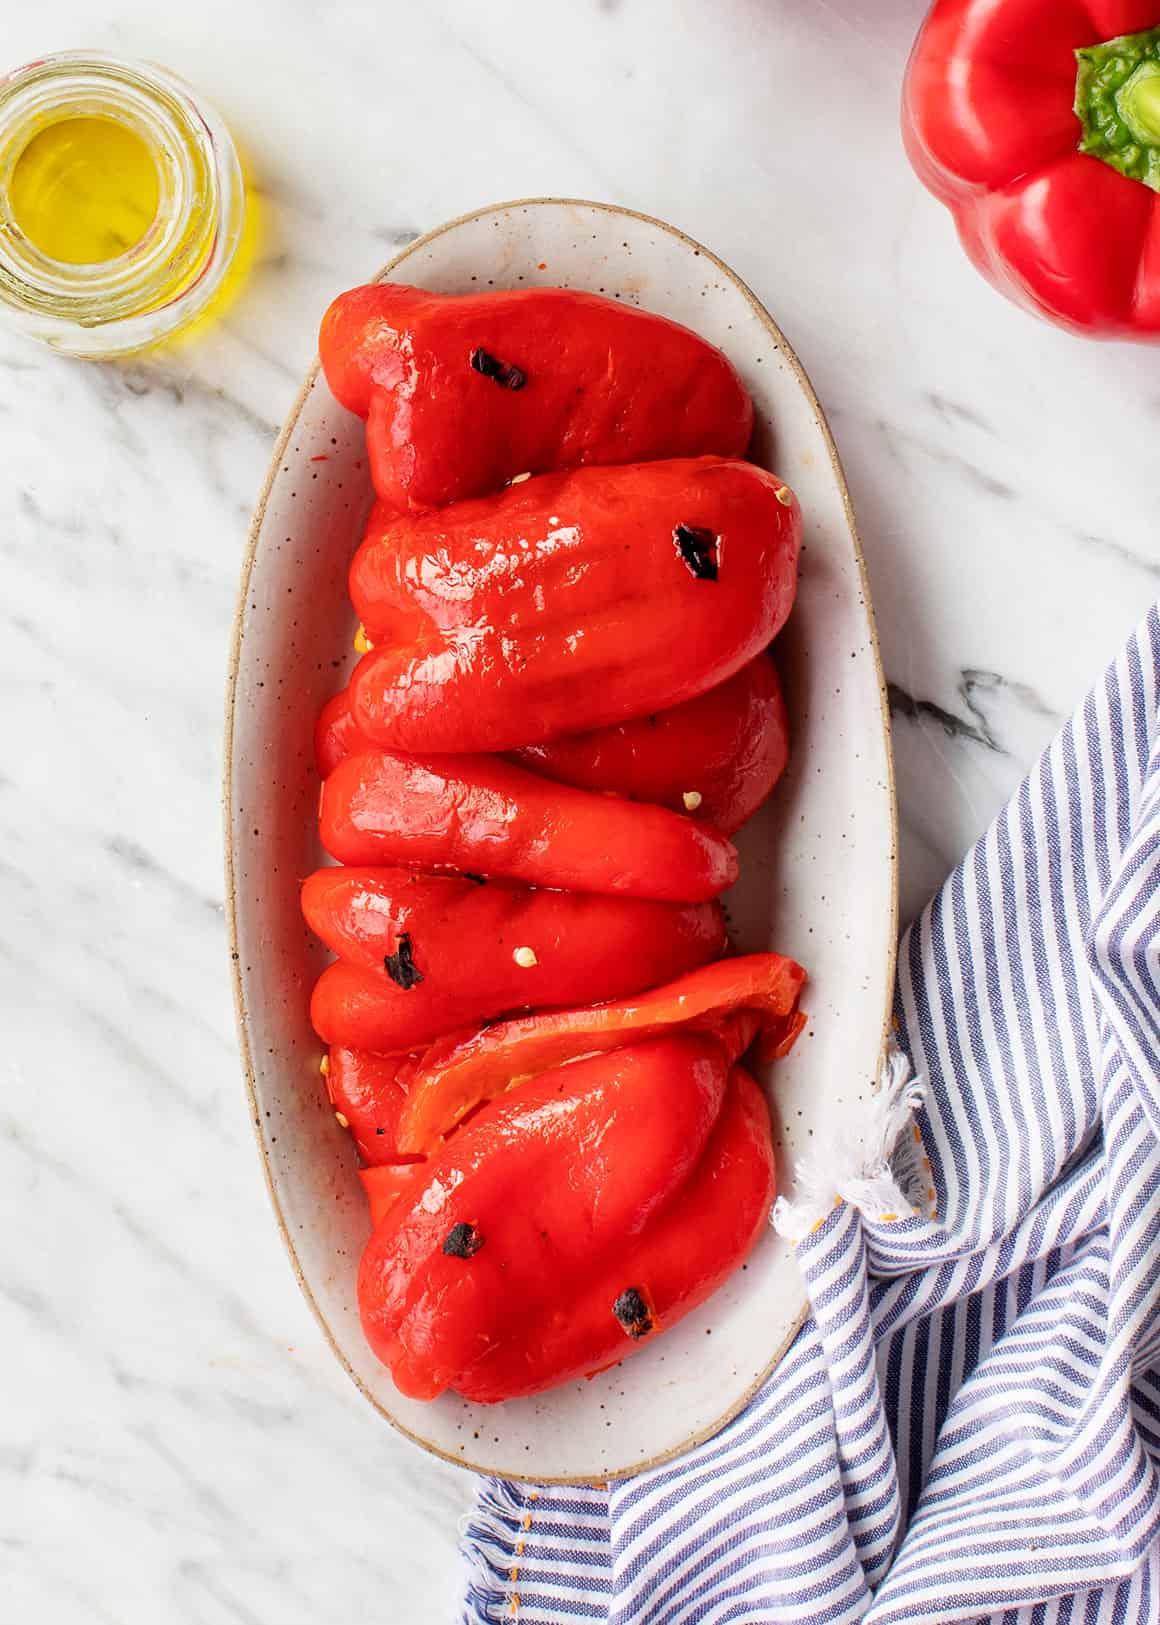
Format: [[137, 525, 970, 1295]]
[[9, 116, 160, 263]]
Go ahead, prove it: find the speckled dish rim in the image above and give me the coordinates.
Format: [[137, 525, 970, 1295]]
[[223, 196, 899, 1484]]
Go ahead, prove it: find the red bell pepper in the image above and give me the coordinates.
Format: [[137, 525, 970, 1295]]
[[324, 1045, 411, 1165], [317, 654, 787, 834], [454, 1064, 774, 1404], [304, 866, 726, 1053], [904, 1, 1160, 337], [319, 283, 754, 513], [394, 952, 807, 1154], [358, 1033, 772, 1402], [360, 1161, 425, 1229], [318, 749, 738, 902], [514, 654, 789, 834], [315, 685, 369, 778], [347, 457, 800, 754], [307, 277, 806, 1405]]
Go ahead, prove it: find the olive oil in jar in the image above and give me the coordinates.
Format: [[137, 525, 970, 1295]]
[[8, 115, 161, 264], [0, 52, 245, 355]]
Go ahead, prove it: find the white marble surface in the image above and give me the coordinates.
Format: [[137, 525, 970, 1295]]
[[5, 1, 1160, 1620]]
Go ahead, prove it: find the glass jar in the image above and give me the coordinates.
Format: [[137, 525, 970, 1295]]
[[0, 51, 244, 356]]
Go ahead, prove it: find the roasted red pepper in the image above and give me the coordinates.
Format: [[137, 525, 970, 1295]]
[[304, 280, 807, 1406], [305, 866, 726, 1053], [514, 654, 789, 834], [315, 685, 369, 778], [360, 1161, 425, 1229], [904, 2, 1160, 338], [394, 953, 807, 1154], [358, 1033, 773, 1402], [455, 1064, 774, 1404], [347, 458, 800, 754], [319, 283, 754, 512], [317, 654, 787, 834], [324, 1046, 410, 1166], [319, 749, 738, 901]]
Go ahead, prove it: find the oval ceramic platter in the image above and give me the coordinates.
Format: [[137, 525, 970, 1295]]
[[225, 198, 897, 1484]]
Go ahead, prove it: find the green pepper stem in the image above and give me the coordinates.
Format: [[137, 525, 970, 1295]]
[[1121, 62, 1160, 146], [1075, 25, 1160, 193]]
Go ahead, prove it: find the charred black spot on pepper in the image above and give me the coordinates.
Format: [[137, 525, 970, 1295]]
[[470, 347, 527, 391], [462, 872, 488, 885], [443, 1221, 485, 1258], [469, 346, 502, 379], [384, 932, 423, 990], [613, 1286, 653, 1339], [674, 524, 719, 581]]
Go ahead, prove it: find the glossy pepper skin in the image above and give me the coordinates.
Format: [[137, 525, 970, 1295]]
[[319, 283, 754, 513], [456, 1064, 774, 1404], [360, 1161, 424, 1229], [514, 655, 789, 834], [395, 952, 807, 1154], [348, 457, 800, 754], [305, 277, 807, 1407], [319, 749, 738, 902], [904, 2, 1160, 338], [324, 1046, 411, 1166], [317, 655, 788, 833], [315, 685, 370, 779], [304, 866, 726, 1053], [358, 1034, 773, 1403]]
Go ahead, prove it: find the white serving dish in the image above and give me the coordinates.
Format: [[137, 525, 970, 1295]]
[[225, 197, 897, 1483]]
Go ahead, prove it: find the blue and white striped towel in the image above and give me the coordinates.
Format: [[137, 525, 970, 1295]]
[[460, 601, 1160, 1624]]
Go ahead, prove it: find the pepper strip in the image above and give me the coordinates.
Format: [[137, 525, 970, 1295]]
[[317, 654, 789, 835], [319, 282, 754, 513], [348, 458, 800, 754], [324, 1046, 411, 1166], [514, 654, 789, 834], [359, 1033, 731, 1401], [319, 749, 738, 902], [395, 953, 806, 1155], [305, 867, 726, 1053], [454, 1063, 774, 1404]]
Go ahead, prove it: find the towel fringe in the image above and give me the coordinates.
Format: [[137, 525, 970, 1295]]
[[459, 1479, 531, 1622], [772, 1046, 928, 1241]]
